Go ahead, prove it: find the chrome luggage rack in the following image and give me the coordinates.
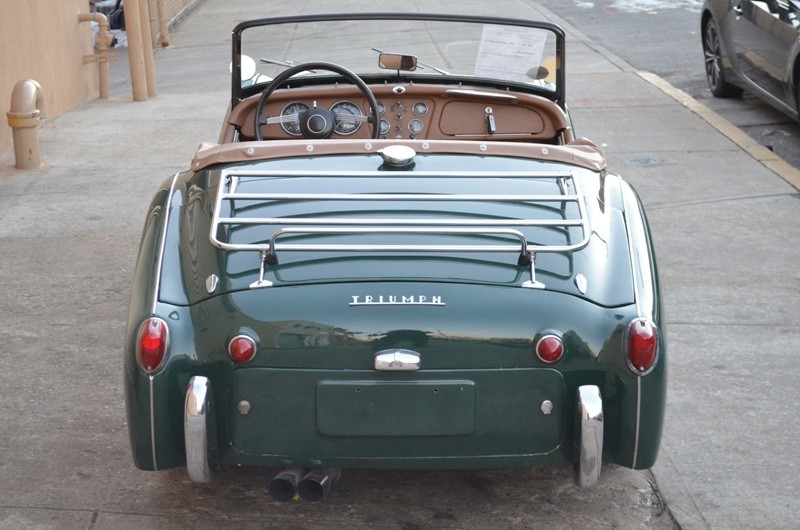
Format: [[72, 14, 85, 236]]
[[210, 168, 591, 289]]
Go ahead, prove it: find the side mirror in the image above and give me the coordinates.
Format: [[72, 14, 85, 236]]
[[378, 53, 418, 72]]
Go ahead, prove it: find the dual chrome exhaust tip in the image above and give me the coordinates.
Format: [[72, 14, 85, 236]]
[[268, 468, 341, 502]]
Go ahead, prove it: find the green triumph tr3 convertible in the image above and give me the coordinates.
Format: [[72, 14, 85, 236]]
[[124, 12, 665, 501]]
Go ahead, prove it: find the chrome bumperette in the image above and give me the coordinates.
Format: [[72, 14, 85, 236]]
[[184, 376, 217, 484], [574, 385, 603, 487]]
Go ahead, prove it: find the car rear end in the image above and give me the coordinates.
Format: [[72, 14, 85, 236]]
[[124, 143, 665, 489]]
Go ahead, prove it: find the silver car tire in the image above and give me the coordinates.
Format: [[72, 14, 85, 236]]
[[703, 17, 744, 98]]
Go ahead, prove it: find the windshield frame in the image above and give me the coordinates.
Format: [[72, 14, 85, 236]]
[[231, 12, 566, 111]]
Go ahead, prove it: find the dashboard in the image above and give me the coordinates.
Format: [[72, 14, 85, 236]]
[[225, 83, 571, 144], [274, 97, 433, 138]]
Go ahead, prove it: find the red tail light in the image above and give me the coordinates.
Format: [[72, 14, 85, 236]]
[[228, 335, 257, 364], [536, 335, 564, 363], [626, 318, 658, 374], [136, 317, 169, 373]]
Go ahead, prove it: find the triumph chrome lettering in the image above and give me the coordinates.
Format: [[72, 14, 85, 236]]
[[350, 295, 445, 306]]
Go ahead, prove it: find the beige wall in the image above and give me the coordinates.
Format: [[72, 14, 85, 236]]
[[0, 0, 203, 153], [1, 0, 97, 152]]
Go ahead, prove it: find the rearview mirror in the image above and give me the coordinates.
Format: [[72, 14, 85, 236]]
[[379, 53, 417, 72]]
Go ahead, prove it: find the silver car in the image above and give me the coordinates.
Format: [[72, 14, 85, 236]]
[[701, 0, 800, 120]]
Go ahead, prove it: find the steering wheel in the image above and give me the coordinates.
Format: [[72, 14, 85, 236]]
[[254, 62, 381, 140]]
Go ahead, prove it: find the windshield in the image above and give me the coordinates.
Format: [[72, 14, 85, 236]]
[[232, 13, 565, 108]]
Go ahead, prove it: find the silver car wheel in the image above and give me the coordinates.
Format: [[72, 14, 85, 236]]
[[703, 18, 743, 98]]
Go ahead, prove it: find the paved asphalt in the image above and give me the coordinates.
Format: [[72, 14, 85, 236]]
[[1, 0, 799, 528]]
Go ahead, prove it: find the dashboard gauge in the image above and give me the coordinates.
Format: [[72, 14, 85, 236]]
[[412, 101, 429, 117], [376, 101, 385, 116], [380, 119, 390, 135], [408, 119, 424, 135], [331, 101, 363, 135], [280, 102, 309, 136]]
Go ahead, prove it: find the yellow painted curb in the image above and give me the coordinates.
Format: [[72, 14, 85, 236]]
[[637, 71, 800, 192]]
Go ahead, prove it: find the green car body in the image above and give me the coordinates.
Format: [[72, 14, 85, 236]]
[[123, 13, 665, 493]]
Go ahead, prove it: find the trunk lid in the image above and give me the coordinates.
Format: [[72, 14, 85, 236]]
[[162, 152, 634, 308]]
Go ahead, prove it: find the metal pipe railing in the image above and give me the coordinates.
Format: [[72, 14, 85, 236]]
[[78, 12, 114, 99], [6, 79, 46, 169]]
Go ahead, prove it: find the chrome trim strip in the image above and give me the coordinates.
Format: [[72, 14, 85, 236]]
[[184, 376, 215, 483], [147, 172, 181, 469], [149, 375, 157, 471], [575, 385, 603, 487], [633, 376, 641, 468], [451, 132, 542, 138], [620, 180, 655, 468], [443, 89, 518, 102], [150, 172, 181, 314], [621, 183, 654, 319], [625, 189, 643, 469]]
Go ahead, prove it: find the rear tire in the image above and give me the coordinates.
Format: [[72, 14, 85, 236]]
[[703, 18, 744, 98]]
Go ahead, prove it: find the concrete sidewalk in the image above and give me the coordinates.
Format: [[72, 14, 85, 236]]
[[1, 0, 799, 528]]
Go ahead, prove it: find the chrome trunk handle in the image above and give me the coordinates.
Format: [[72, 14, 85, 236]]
[[374, 349, 421, 371]]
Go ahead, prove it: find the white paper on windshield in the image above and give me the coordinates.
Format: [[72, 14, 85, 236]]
[[474, 25, 548, 84]]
